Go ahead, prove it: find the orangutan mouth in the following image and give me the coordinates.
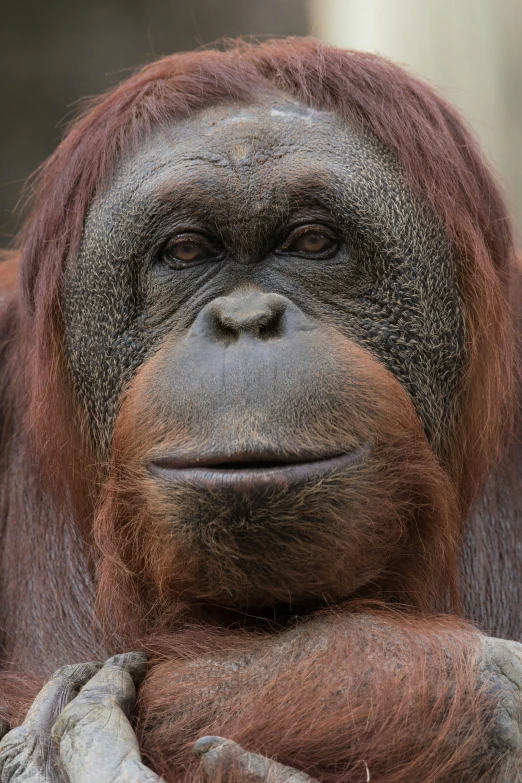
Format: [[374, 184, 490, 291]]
[[148, 446, 369, 490]]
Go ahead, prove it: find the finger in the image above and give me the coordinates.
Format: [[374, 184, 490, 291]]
[[194, 736, 319, 783], [23, 663, 102, 735], [62, 652, 148, 718], [52, 652, 162, 783], [0, 663, 100, 783]]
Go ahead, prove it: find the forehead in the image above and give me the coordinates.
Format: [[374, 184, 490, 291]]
[[105, 96, 423, 244], [155, 100, 347, 167]]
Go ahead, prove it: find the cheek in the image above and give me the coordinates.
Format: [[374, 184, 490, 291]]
[[100, 336, 451, 607]]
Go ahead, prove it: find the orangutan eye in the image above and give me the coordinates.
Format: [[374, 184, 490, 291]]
[[279, 225, 338, 257], [160, 234, 224, 268]]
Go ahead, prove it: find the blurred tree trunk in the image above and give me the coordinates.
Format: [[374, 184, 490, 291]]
[[309, 0, 522, 238]]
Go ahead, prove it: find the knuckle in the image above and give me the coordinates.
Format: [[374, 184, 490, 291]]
[[483, 638, 522, 690], [50, 661, 101, 683]]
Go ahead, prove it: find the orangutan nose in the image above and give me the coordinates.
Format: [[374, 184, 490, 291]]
[[195, 291, 290, 342]]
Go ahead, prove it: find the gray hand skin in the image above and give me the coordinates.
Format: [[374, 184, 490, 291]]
[[481, 638, 522, 756], [0, 638, 520, 783], [194, 737, 319, 783], [0, 654, 159, 783]]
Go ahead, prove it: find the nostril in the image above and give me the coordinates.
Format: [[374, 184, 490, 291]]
[[221, 309, 281, 338], [256, 306, 285, 340]]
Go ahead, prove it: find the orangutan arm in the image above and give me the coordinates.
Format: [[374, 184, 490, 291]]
[[0, 615, 521, 783], [135, 612, 522, 783]]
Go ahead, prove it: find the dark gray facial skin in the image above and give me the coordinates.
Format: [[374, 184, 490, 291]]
[[63, 96, 465, 459]]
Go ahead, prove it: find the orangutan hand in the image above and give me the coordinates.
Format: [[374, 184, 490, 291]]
[[481, 637, 522, 755], [0, 654, 158, 783], [0, 653, 316, 783]]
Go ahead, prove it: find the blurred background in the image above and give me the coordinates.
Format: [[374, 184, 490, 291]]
[[1, 0, 521, 241]]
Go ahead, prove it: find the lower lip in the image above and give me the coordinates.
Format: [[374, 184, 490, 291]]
[[148, 446, 368, 490]]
